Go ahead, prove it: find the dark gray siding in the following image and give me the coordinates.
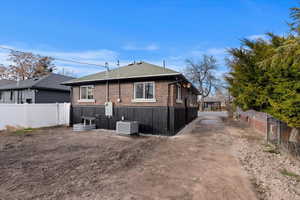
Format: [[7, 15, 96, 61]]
[[72, 105, 198, 136], [0, 89, 35, 104], [35, 89, 70, 103]]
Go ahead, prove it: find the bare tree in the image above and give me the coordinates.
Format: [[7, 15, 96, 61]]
[[185, 55, 218, 111], [0, 65, 9, 79], [57, 67, 76, 77], [7, 50, 55, 80]]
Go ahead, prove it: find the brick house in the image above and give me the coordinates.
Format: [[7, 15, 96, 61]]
[[63, 61, 199, 135]]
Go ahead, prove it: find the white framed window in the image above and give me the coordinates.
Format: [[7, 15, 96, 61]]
[[176, 84, 182, 103], [79, 85, 95, 102], [133, 82, 156, 102]]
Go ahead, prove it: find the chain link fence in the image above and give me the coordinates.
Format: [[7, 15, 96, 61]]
[[267, 115, 300, 157]]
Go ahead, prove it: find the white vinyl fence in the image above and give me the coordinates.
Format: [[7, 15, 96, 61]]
[[0, 103, 70, 130]]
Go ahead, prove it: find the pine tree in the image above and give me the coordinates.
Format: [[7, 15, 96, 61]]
[[226, 6, 300, 128]]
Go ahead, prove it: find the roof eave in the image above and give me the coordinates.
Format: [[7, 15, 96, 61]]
[[177, 74, 200, 95], [0, 86, 70, 92], [62, 73, 181, 86]]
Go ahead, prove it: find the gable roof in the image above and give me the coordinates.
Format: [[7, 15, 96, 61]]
[[0, 73, 74, 91], [0, 79, 16, 87], [63, 61, 181, 85]]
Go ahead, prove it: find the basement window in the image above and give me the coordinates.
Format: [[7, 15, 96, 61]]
[[79, 85, 95, 102], [133, 82, 156, 102]]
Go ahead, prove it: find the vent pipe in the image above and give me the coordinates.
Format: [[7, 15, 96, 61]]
[[105, 62, 109, 71]]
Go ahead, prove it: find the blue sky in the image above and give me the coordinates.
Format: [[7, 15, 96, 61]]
[[0, 0, 296, 77]]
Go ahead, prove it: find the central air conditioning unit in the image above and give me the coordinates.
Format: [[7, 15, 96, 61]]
[[116, 121, 139, 135]]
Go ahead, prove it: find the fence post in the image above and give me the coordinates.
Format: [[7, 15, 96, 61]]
[[266, 116, 269, 143], [56, 103, 59, 126], [64, 103, 69, 126], [277, 120, 281, 146], [279, 121, 282, 145]]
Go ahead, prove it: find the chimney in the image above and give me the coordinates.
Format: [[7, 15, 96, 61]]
[[163, 60, 166, 71]]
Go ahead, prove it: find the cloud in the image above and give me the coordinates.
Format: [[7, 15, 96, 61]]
[[39, 49, 118, 61], [0, 44, 120, 76], [189, 50, 204, 57], [247, 34, 268, 40], [122, 43, 159, 51], [0, 51, 11, 66], [188, 48, 227, 57], [206, 48, 227, 56]]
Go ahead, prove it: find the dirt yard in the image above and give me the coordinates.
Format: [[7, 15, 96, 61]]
[[0, 113, 296, 200]]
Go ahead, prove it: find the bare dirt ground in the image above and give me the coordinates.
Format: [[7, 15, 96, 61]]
[[0, 114, 259, 200]]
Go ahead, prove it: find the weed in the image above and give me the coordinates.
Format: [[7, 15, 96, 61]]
[[263, 143, 280, 154], [280, 169, 300, 181], [14, 128, 37, 135]]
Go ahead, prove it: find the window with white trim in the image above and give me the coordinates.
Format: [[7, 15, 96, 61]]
[[176, 84, 182, 102], [134, 82, 155, 101], [80, 85, 94, 100]]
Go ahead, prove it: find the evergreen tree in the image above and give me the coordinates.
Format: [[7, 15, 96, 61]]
[[226, 6, 300, 128]]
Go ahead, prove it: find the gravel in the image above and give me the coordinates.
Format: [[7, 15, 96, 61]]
[[228, 122, 300, 200]]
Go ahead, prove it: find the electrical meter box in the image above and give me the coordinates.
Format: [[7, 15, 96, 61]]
[[105, 101, 113, 117]]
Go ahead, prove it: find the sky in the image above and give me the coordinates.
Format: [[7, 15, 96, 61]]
[[0, 0, 297, 77]]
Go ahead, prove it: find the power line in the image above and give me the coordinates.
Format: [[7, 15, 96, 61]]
[[0, 45, 110, 70]]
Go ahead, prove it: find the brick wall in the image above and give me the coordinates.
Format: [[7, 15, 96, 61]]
[[72, 79, 198, 108], [238, 109, 268, 135]]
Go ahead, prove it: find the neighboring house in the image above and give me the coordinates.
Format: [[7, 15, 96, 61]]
[[201, 96, 227, 111], [63, 61, 199, 135], [0, 73, 73, 104], [0, 79, 16, 87], [202, 97, 222, 111]]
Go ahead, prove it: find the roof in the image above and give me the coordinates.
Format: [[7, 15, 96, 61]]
[[0, 79, 16, 87], [0, 73, 74, 91], [202, 96, 225, 102], [63, 61, 181, 85]]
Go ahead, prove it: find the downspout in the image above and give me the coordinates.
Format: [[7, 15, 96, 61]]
[[106, 80, 109, 102], [167, 79, 183, 134], [117, 60, 121, 103], [105, 63, 110, 102], [167, 84, 170, 133], [118, 80, 121, 102]]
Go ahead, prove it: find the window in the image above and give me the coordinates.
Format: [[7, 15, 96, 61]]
[[176, 84, 182, 103], [80, 85, 94, 100], [0, 92, 2, 100], [133, 82, 155, 102]]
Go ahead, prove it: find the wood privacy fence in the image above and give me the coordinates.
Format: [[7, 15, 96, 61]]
[[0, 103, 70, 130]]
